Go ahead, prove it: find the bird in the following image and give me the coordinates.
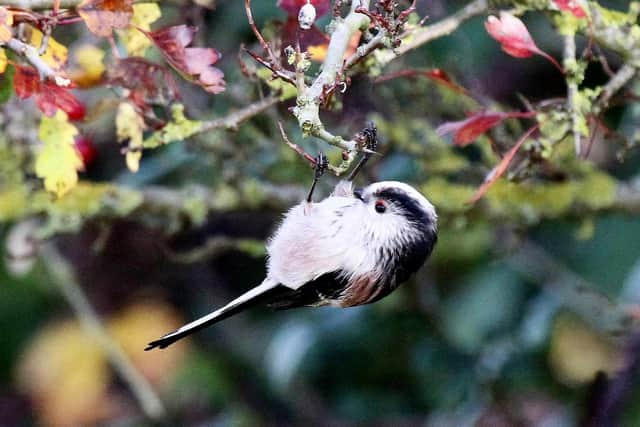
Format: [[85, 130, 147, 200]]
[[145, 179, 437, 350]]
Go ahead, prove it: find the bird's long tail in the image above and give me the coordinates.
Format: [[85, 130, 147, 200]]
[[145, 278, 286, 350]]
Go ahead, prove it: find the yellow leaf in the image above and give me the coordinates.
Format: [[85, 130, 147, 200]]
[[17, 320, 115, 427], [0, 48, 7, 74], [0, 7, 13, 43], [116, 102, 145, 172], [109, 302, 187, 387], [118, 3, 161, 56], [71, 44, 105, 86], [29, 26, 68, 70], [549, 313, 623, 386], [35, 111, 82, 197]]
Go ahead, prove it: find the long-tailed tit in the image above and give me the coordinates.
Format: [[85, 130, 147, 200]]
[[145, 126, 437, 350], [145, 179, 437, 350]]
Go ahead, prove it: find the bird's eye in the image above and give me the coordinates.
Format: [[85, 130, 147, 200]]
[[374, 200, 387, 213]]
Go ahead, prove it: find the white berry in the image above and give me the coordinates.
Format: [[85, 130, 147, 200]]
[[298, 2, 316, 30]]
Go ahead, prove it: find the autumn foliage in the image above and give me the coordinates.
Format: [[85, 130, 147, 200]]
[[1, 1, 640, 425]]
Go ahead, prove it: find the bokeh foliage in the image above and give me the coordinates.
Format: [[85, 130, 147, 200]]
[[1, 0, 640, 426]]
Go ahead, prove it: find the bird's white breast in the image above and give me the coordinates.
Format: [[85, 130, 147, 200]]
[[266, 196, 376, 289]]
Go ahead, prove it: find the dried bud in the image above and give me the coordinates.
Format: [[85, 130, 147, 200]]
[[298, 2, 316, 30]]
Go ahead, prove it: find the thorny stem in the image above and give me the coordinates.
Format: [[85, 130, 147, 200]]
[[39, 243, 166, 421], [564, 34, 582, 156]]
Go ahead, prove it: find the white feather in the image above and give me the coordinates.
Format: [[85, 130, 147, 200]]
[[157, 277, 280, 341]]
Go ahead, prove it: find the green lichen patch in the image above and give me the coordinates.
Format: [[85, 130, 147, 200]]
[[143, 104, 202, 149]]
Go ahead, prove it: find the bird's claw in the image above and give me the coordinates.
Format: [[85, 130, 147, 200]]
[[314, 152, 328, 179], [359, 122, 378, 153], [347, 122, 379, 182]]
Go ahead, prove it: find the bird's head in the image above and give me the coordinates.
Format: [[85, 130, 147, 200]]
[[352, 181, 437, 236], [351, 181, 438, 281]]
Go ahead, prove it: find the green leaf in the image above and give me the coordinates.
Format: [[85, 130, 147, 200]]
[[0, 62, 14, 104]]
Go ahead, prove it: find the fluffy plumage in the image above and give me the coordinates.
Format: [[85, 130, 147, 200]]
[[145, 180, 437, 350]]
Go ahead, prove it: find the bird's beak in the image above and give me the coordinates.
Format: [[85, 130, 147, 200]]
[[353, 188, 364, 201]]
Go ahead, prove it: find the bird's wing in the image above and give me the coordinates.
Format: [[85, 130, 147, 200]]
[[267, 271, 348, 309]]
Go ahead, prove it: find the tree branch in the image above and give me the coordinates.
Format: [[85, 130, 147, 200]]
[[1, 0, 80, 10], [199, 94, 279, 133], [2, 0, 156, 10], [292, 0, 371, 152], [39, 243, 166, 421], [597, 64, 638, 110], [376, 0, 488, 67], [5, 37, 70, 85], [564, 34, 582, 155]]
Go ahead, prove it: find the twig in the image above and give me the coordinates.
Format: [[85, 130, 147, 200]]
[[278, 121, 318, 166], [342, 29, 386, 70], [597, 64, 637, 110], [277, 121, 345, 175], [244, 0, 275, 62], [564, 34, 582, 156], [199, 94, 279, 133], [5, 37, 70, 85], [243, 0, 294, 85], [244, 49, 296, 85], [1, 0, 80, 9], [164, 236, 263, 264], [376, 0, 488, 67], [39, 243, 166, 420]]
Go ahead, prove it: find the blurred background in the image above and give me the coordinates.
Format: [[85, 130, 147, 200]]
[[1, 0, 640, 426]]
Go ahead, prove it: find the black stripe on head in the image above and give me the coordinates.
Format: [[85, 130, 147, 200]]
[[374, 187, 437, 286], [373, 187, 434, 228]]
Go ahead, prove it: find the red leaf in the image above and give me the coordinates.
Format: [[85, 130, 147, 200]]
[[13, 65, 40, 99], [78, 0, 133, 37], [437, 110, 537, 146], [13, 65, 85, 120], [109, 57, 178, 101], [436, 112, 504, 146], [468, 125, 539, 204], [485, 12, 538, 58], [277, 0, 330, 18], [485, 12, 564, 72], [373, 69, 470, 95], [143, 25, 225, 94], [553, 0, 587, 18], [423, 69, 469, 95]]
